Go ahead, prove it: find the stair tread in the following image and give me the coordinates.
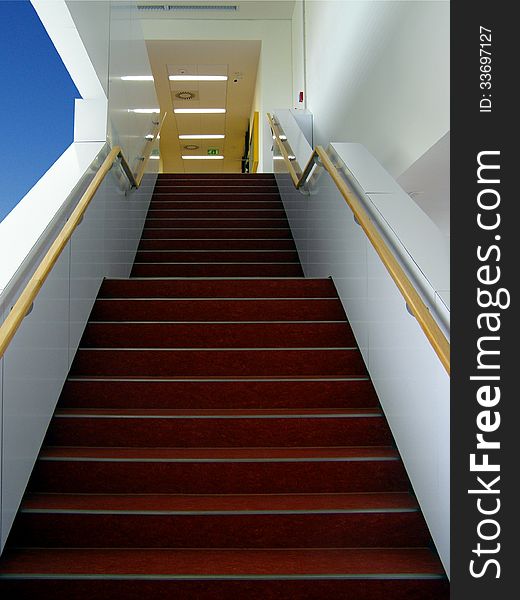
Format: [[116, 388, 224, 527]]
[[40, 446, 400, 460], [0, 548, 443, 576], [0, 548, 445, 577], [22, 492, 417, 512], [99, 278, 337, 298]]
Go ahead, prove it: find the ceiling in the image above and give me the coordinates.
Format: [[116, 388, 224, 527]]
[[137, 1, 296, 20], [146, 39, 261, 173]]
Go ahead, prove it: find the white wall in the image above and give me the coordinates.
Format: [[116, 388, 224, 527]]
[[0, 0, 158, 552], [302, 0, 449, 178], [141, 18, 293, 172], [291, 0, 306, 109]]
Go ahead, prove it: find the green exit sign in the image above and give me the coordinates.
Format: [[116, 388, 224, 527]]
[[207, 148, 219, 155]]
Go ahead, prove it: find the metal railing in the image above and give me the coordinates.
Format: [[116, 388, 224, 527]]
[[267, 112, 450, 374]]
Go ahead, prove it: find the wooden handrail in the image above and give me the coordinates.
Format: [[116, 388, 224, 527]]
[[0, 121, 163, 360], [267, 113, 450, 375]]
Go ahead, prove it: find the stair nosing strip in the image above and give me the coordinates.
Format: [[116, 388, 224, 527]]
[[136, 250, 298, 253], [66, 377, 370, 382], [39, 457, 399, 463], [53, 412, 379, 419], [95, 298, 338, 301], [132, 262, 300, 265], [20, 508, 417, 515], [138, 238, 294, 240], [75, 348, 359, 352], [87, 321, 347, 324], [0, 574, 446, 581]]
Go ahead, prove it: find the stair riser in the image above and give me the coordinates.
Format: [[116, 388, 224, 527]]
[[146, 211, 286, 219], [141, 229, 293, 239], [90, 299, 345, 321], [12, 512, 429, 548], [30, 460, 409, 494], [135, 251, 299, 263], [99, 279, 337, 298], [143, 219, 289, 229], [149, 202, 284, 210], [0, 580, 450, 600], [69, 349, 367, 377], [154, 188, 278, 196], [79, 322, 356, 349], [155, 179, 278, 186], [131, 264, 304, 277], [46, 416, 390, 447], [59, 379, 378, 410], [151, 194, 281, 202], [138, 239, 296, 251]]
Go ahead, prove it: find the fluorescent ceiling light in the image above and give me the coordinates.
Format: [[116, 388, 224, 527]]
[[174, 108, 226, 114], [179, 134, 225, 140], [149, 155, 160, 160], [170, 75, 227, 82], [182, 155, 224, 160], [121, 76, 154, 81], [129, 108, 160, 114]]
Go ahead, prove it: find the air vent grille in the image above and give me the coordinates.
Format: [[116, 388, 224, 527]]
[[137, 4, 238, 11]]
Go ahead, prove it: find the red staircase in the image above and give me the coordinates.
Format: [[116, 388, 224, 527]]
[[0, 173, 448, 598]]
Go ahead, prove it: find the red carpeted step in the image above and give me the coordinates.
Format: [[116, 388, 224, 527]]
[[146, 209, 287, 219], [152, 186, 280, 195], [157, 173, 275, 178], [30, 446, 408, 494], [130, 263, 304, 277], [0, 577, 449, 600], [22, 491, 417, 512], [149, 200, 284, 209], [0, 546, 445, 575], [12, 498, 429, 548], [99, 278, 338, 298], [59, 378, 378, 410], [90, 298, 346, 321], [151, 193, 282, 202], [138, 238, 297, 250], [143, 218, 289, 229], [155, 180, 278, 187], [69, 348, 367, 377], [80, 322, 356, 348], [141, 228, 293, 239], [135, 250, 299, 263], [45, 409, 388, 447]]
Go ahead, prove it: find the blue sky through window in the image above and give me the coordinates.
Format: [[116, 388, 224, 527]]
[[0, 0, 80, 222]]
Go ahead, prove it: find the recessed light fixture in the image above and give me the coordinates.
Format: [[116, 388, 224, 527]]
[[149, 155, 160, 160], [121, 75, 154, 81], [183, 144, 200, 150], [129, 108, 160, 114], [182, 155, 224, 160], [174, 108, 226, 114], [179, 134, 225, 140], [170, 75, 227, 82]]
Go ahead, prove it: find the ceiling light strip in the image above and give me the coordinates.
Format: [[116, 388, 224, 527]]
[[179, 134, 225, 140], [170, 75, 228, 82], [174, 108, 226, 114]]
